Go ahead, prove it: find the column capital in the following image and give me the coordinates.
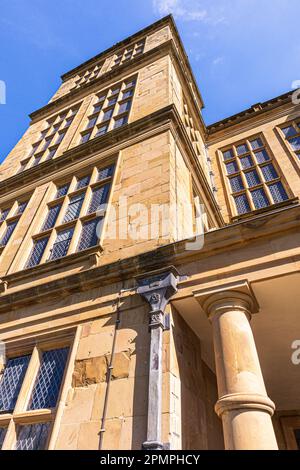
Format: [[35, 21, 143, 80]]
[[194, 280, 259, 321]]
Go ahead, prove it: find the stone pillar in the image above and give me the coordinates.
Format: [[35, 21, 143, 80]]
[[137, 269, 178, 450], [195, 282, 278, 450]]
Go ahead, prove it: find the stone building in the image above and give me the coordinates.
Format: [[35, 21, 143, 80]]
[[0, 15, 299, 450]]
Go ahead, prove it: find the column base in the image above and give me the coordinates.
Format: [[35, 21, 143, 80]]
[[142, 440, 165, 450]]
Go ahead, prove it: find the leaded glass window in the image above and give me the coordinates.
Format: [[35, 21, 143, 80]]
[[26, 236, 49, 268], [79, 77, 136, 143], [112, 40, 145, 68], [77, 218, 101, 252], [15, 423, 51, 451], [0, 356, 30, 412], [49, 227, 74, 260], [221, 135, 290, 215], [42, 204, 61, 231], [281, 121, 300, 160], [63, 193, 85, 223], [88, 184, 110, 214], [0, 427, 7, 449], [55, 184, 69, 199], [0, 220, 18, 247], [29, 348, 69, 410]]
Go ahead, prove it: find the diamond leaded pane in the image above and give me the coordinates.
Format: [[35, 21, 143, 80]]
[[63, 194, 85, 223], [29, 348, 69, 410], [254, 149, 270, 163], [236, 143, 249, 155], [222, 149, 234, 161], [229, 176, 244, 193], [240, 155, 254, 169], [234, 194, 250, 215], [0, 356, 31, 412], [225, 161, 238, 175], [26, 236, 49, 268], [268, 182, 288, 203], [42, 204, 61, 231], [17, 201, 28, 215], [261, 164, 278, 182], [0, 220, 18, 247], [97, 166, 114, 181], [245, 170, 261, 187], [15, 423, 51, 450], [0, 209, 9, 223], [76, 175, 90, 190], [87, 184, 110, 214], [251, 188, 270, 209], [249, 138, 263, 150], [49, 227, 74, 260], [0, 427, 7, 449], [55, 184, 69, 199], [77, 218, 101, 252]]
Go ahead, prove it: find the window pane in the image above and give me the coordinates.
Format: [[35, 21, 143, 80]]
[[101, 108, 114, 122], [229, 176, 244, 193], [240, 155, 254, 169], [236, 143, 249, 155], [55, 184, 69, 199], [46, 147, 57, 160], [95, 124, 108, 137], [245, 170, 261, 187], [86, 116, 98, 129], [0, 208, 10, 222], [0, 356, 31, 412], [225, 161, 238, 175], [118, 101, 131, 114], [234, 194, 250, 215], [63, 194, 85, 222], [87, 184, 110, 214], [122, 89, 133, 100], [281, 125, 297, 138], [80, 132, 92, 144], [251, 188, 269, 209], [289, 136, 300, 151], [42, 205, 61, 231], [49, 227, 74, 260], [107, 97, 117, 107], [261, 164, 278, 182], [111, 87, 120, 96], [222, 149, 234, 161], [77, 218, 101, 251], [32, 155, 42, 167], [249, 138, 263, 150], [114, 115, 128, 129], [254, 149, 270, 163], [97, 165, 114, 181], [0, 220, 18, 247], [0, 427, 7, 449], [76, 175, 90, 190], [26, 236, 49, 268], [15, 423, 51, 451], [268, 182, 288, 203], [124, 79, 136, 89], [29, 348, 69, 410], [55, 132, 66, 145]]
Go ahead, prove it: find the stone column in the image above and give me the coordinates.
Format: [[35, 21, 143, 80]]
[[195, 282, 278, 450], [137, 269, 178, 450]]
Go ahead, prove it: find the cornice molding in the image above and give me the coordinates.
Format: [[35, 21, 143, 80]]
[[0, 202, 299, 313]]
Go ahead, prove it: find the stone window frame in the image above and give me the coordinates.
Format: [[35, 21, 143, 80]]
[[0, 327, 80, 451], [111, 39, 145, 68], [277, 119, 300, 164], [78, 75, 138, 145], [0, 197, 30, 252], [280, 416, 300, 450], [218, 133, 292, 218], [23, 163, 115, 270], [17, 105, 80, 174]]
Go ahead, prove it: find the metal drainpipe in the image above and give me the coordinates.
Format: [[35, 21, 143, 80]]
[[98, 292, 122, 450]]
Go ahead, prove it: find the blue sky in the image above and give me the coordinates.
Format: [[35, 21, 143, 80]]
[[0, 0, 299, 162]]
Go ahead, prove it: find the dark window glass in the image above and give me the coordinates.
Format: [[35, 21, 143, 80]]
[[0, 356, 31, 412], [234, 194, 251, 215], [29, 348, 69, 410], [118, 101, 131, 114], [63, 193, 85, 223], [49, 227, 74, 260], [77, 218, 101, 251], [245, 170, 261, 188], [97, 165, 114, 181], [268, 182, 288, 203], [0, 221, 18, 247], [255, 149, 270, 163], [0, 208, 10, 223], [0, 427, 7, 449], [282, 126, 297, 138], [229, 176, 244, 193], [42, 205, 61, 231], [251, 188, 269, 209], [55, 184, 69, 199], [88, 184, 110, 214], [15, 423, 51, 451], [26, 237, 49, 268], [95, 124, 108, 137], [240, 155, 254, 169], [114, 115, 128, 129], [222, 149, 234, 161], [76, 176, 90, 190], [225, 161, 238, 175], [236, 143, 249, 155], [261, 164, 278, 182], [80, 132, 92, 144], [249, 138, 263, 150]]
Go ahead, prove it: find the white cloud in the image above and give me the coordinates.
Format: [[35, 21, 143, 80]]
[[212, 56, 225, 66], [153, 0, 208, 22]]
